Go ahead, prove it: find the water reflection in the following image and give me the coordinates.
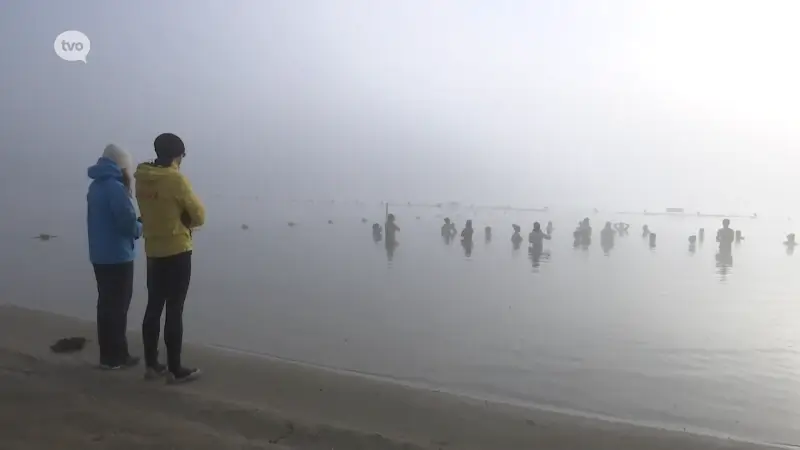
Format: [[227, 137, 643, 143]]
[[715, 251, 733, 281], [385, 240, 398, 261], [461, 239, 473, 258], [528, 246, 550, 270]]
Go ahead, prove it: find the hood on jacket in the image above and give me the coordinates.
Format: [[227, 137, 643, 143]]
[[87, 157, 124, 181], [102, 144, 132, 171], [133, 161, 181, 182]]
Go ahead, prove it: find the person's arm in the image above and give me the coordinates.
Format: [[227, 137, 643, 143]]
[[108, 181, 142, 239], [177, 175, 205, 229], [544, 234, 551, 240]]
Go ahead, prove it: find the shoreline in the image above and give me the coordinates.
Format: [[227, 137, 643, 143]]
[[0, 304, 784, 449]]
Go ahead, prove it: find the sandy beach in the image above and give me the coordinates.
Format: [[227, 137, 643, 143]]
[[0, 304, 780, 450]]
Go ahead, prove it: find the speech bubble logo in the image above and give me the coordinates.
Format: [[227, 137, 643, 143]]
[[54, 30, 90, 63]]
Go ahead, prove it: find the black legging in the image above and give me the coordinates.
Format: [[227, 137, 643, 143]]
[[93, 261, 134, 365], [142, 251, 192, 373]]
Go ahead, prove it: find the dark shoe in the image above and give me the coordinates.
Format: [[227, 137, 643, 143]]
[[99, 363, 121, 371], [144, 363, 168, 380], [167, 367, 201, 384]]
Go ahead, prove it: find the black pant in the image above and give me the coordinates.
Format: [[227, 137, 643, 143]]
[[142, 251, 192, 373], [93, 262, 134, 366]]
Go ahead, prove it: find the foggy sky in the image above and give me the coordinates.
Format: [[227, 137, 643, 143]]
[[1, 0, 799, 214]]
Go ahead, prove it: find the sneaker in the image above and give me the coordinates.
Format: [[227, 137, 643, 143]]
[[166, 367, 201, 384], [99, 363, 121, 371], [144, 363, 168, 380]]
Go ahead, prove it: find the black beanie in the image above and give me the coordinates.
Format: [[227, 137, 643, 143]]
[[154, 133, 185, 159]]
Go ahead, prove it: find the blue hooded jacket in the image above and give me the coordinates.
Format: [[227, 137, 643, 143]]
[[87, 157, 143, 264]]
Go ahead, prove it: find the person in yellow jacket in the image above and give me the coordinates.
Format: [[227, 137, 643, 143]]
[[135, 133, 205, 384]]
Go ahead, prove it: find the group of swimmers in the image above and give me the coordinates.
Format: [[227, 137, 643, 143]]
[[370, 215, 800, 260]]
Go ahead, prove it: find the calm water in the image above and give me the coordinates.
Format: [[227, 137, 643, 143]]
[[2, 190, 800, 445]]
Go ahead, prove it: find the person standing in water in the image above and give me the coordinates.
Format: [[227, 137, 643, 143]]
[[716, 219, 734, 254], [87, 144, 142, 370], [484, 226, 492, 243], [135, 133, 205, 383], [372, 223, 383, 242], [441, 217, 456, 243], [511, 224, 523, 250], [528, 222, 551, 254], [579, 218, 592, 247], [461, 220, 474, 243], [385, 213, 400, 247], [600, 221, 615, 251]]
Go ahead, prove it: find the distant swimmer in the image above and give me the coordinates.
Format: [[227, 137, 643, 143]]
[[600, 222, 615, 252], [614, 222, 630, 236], [578, 218, 592, 247], [461, 220, 474, 244], [528, 222, 551, 255], [786, 234, 797, 255], [372, 223, 383, 242], [546, 221, 554, 235], [735, 230, 744, 243], [385, 214, 400, 246], [441, 218, 457, 243], [461, 220, 474, 257], [511, 224, 523, 250], [642, 225, 650, 238], [484, 226, 492, 243], [716, 219, 734, 254]]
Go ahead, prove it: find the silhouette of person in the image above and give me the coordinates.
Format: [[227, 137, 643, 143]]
[[372, 223, 383, 242], [716, 219, 734, 255], [484, 226, 492, 243], [688, 235, 697, 253], [511, 224, 523, 250], [735, 230, 744, 243], [546, 221, 554, 236], [614, 222, 630, 236], [528, 222, 551, 255], [441, 217, 456, 244], [785, 233, 797, 255], [642, 225, 650, 238], [385, 214, 400, 260], [461, 220, 474, 257], [600, 222, 615, 254], [579, 218, 592, 248], [698, 228, 705, 242]]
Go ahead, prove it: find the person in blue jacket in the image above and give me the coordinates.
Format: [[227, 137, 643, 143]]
[[87, 144, 143, 370]]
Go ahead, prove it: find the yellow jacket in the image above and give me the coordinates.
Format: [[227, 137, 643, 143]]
[[134, 162, 205, 258]]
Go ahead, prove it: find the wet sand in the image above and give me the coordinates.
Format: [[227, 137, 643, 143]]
[[0, 305, 780, 450]]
